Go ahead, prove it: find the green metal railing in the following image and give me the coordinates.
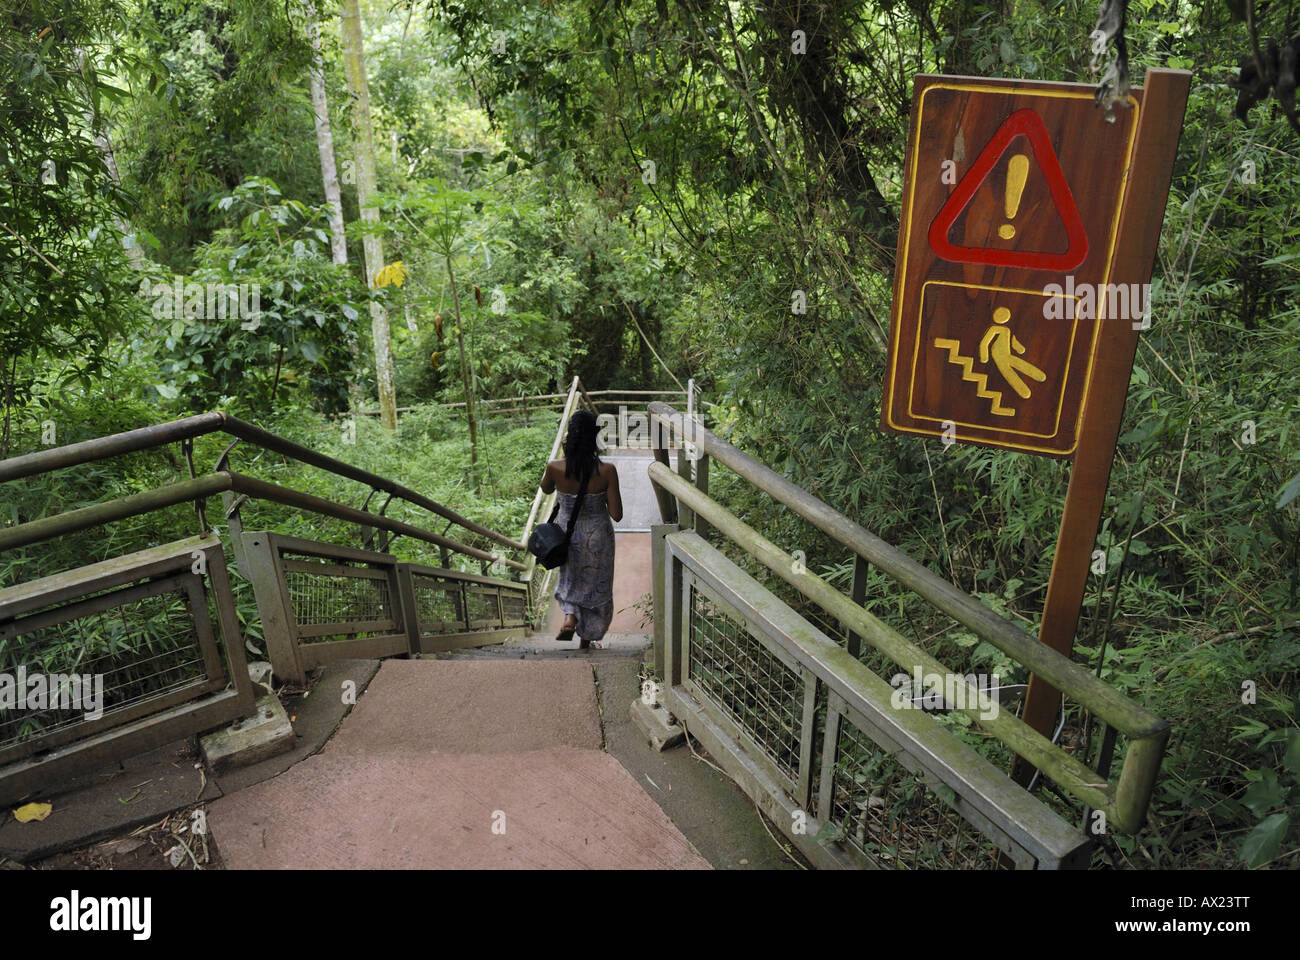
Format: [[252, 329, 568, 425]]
[[0, 410, 534, 800], [647, 402, 1169, 867]]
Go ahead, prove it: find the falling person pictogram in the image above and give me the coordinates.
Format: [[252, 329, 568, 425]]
[[979, 307, 1045, 400], [933, 305, 1047, 418]]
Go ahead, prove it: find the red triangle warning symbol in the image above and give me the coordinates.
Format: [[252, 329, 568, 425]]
[[928, 109, 1088, 271]]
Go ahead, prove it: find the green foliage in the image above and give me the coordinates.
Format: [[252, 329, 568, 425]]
[[135, 176, 365, 416], [1232, 692, 1300, 868], [112, 0, 320, 268], [5, 0, 1300, 870], [0, 0, 143, 385]]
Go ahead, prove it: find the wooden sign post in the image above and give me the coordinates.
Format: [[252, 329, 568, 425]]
[[880, 70, 1191, 783]]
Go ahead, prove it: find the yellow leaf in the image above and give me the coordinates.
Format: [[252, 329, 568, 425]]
[[14, 802, 52, 823], [374, 260, 409, 289]]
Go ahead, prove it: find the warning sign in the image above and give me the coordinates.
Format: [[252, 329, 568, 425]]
[[928, 109, 1088, 272], [881, 77, 1141, 457]]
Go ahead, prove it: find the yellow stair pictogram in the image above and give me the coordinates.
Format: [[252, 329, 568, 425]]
[[932, 338, 1016, 417]]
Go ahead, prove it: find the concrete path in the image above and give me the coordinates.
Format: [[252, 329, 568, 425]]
[[208, 660, 710, 869], [603, 450, 670, 533], [203, 450, 754, 870]]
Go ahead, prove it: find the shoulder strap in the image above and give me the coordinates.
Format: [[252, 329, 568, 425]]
[[564, 468, 590, 543]]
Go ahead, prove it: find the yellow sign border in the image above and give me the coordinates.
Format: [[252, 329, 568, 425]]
[[884, 81, 1141, 456]]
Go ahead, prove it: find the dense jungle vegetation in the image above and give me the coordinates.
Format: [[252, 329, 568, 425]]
[[2, 0, 1298, 869]]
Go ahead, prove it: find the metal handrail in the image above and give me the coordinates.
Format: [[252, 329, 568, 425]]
[[647, 402, 1168, 834], [0, 411, 526, 556], [350, 387, 693, 419], [0, 471, 527, 571]]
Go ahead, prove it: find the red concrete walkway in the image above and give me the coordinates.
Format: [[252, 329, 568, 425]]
[[208, 660, 709, 869]]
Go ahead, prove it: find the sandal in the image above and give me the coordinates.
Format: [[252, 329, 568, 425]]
[[556, 618, 577, 643]]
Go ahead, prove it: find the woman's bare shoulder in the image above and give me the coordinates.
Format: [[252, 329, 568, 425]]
[[600, 460, 619, 477]]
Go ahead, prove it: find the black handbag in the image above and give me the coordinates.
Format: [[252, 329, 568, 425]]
[[527, 470, 589, 570]]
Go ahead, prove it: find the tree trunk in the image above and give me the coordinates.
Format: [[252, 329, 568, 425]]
[[77, 48, 148, 270], [446, 257, 480, 484], [340, 0, 397, 430], [304, 1, 363, 412], [304, 1, 348, 267]]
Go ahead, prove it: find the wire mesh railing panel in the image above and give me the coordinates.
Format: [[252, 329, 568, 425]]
[[501, 592, 526, 624], [465, 588, 500, 624], [0, 587, 208, 749], [412, 576, 465, 632], [687, 583, 803, 783], [828, 715, 1013, 869], [285, 568, 392, 632]]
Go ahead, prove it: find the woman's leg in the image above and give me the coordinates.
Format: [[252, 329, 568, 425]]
[[557, 605, 578, 641]]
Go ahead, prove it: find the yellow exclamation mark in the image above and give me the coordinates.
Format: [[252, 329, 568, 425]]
[[998, 154, 1029, 240]]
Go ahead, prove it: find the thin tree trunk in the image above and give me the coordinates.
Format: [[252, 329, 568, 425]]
[[445, 257, 479, 482], [2, 353, 15, 459], [340, 0, 397, 430], [303, 0, 362, 412], [304, 2, 347, 267], [76, 48, 147, 270], [269, 344, 286, 409]]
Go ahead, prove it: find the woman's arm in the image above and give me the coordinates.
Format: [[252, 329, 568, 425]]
[[539, 461, 556, 494], [605, 462, 623, 522]]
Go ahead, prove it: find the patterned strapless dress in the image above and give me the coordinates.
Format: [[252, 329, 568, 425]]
[[554, 489, 616, 643]]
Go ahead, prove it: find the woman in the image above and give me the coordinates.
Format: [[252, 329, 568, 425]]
[[540, 409, 622, 648]]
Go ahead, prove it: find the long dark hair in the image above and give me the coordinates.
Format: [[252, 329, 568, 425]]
[[563, 409, 601, 480]]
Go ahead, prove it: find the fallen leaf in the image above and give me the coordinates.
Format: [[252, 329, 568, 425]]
[[13, 802, 52, 823]]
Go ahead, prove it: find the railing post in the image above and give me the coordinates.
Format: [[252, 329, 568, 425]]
[[396, 563, 421, 656], [650, 408, 678, 524], [241, 532, 307, 685], [221, 491, 251, 578], [797, 673, 818, 811], [651, 523, 679, 679], [675, 448, 695, 530], [694, 451, 710, 541], [665, 547, 685, 689], [818, 693, 844, 825], [459, 581, 472, 632], [842, 555, 869, 658]]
